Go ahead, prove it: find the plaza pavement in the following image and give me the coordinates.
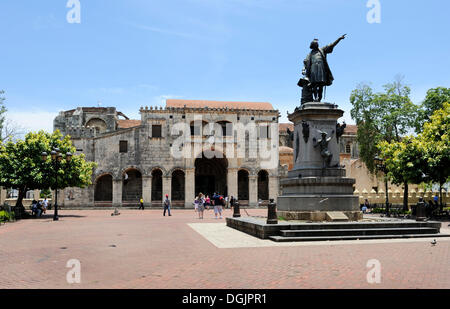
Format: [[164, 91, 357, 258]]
[[0, 208, 449, 289]]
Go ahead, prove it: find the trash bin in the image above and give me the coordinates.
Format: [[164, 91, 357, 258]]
[[416, 198, 426, 221]]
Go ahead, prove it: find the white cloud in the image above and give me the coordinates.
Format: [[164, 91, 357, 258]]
[[7, 110, 58, 134]]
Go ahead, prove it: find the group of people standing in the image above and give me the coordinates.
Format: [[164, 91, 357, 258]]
[[194, 193, 233, 219]]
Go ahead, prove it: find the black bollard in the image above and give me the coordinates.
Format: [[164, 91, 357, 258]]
[[267, 199, 278, 224], [233, 201, 241, 218]]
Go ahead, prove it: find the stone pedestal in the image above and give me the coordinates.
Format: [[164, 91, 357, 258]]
[[277, 102, 361, 222]]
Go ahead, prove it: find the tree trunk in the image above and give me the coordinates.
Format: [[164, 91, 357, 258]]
[[403, 182, 409, 211], [16, 187, 27, 208], [439, 183, 443, 212]]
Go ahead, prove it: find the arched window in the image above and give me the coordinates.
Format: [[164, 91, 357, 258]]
[[346, 144, 352, 154]]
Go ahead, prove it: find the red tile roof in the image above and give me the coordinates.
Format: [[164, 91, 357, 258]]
[[279, 123, 294, 132], [344, 124, 358, 134], [279, 146, 294, 154], [166, 99, 274, 111], [117, 120, 141, 129]]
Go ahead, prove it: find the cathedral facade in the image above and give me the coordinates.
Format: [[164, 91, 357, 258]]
[[54, 100, 280, 208]]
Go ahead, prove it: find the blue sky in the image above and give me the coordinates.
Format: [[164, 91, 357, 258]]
[[1, 0, 449, 132]]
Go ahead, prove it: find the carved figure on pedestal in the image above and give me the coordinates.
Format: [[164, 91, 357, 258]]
[[336, 121, 346, 142], [313, 131, 333, 168], [302, 121, 310, 143]]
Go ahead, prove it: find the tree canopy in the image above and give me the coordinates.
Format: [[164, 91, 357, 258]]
[[350, 78, 418, 173], [0, 130, 97, 207], [377, 102, 450, 208], [415, 87, 450, 133]]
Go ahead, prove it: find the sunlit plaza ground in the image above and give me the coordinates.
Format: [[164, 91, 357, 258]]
[[1, 208, 449, 289]]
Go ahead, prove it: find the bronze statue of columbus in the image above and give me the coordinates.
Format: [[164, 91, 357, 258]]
[[298, 34, 346, 103]]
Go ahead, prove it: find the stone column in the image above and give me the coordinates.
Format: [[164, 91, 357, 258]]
[[163, 176, 172, 202], [34, 189, 41, 200], [52, 189, 65, 207], [142, 175, 152, 207], [249, 175, 258, 207], [0, 187, 6, 205], [185, 169, 195, 208], [112, 179, 123, 207], [227, 168, 238, 200], [269, 175, 279, 203]]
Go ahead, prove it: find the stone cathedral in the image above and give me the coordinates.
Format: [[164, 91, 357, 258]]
[[53, 100, 281, 208]]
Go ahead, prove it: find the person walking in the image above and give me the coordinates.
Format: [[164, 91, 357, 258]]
[[42, 198, 48, 214], [197, 193, 205, 219], [205, 195, 211, 210], [213, 193, 223, 219], [163, 194, 172, 216], [139, 197, 144, 210]]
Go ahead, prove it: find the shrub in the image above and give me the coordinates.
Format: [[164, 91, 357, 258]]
[[0, 210, 14, 222]]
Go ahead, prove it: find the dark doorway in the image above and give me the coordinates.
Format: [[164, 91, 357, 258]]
[[258, 170, 269, 201], [152, 169, 163, 202], [95, 174, 113, 202], [172, 170, 185, 201], [238, 170, 249, 202], [195, 153, 228, 197], [122, 169, 142, 203]]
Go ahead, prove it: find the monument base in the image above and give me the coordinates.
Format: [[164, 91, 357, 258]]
[[277, 210, 362, 222]]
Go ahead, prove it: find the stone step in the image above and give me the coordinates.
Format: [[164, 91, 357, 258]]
[[286, 222, 441, 231], [269, 234, 450, 242], [280, 227, 439, 237]]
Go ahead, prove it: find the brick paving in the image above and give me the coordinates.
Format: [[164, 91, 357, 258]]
[[0, 208, 449, 289]]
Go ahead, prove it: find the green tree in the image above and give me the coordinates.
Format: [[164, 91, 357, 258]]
[[420, 102, 450, 209], [415, 87, 450, 133], [0, 130, 97, 208], [350, 78, 419, 209], [378, 137, 427, 211]]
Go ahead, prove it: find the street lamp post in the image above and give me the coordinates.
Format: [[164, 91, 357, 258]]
[[42, 149, 72, 221], [374, 157, 390, 217]]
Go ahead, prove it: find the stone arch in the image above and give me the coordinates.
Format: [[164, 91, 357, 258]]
[[121, 166, 144, 177], [239, 166, 256, 176], [216, 120, 233, 136], [195, 152, 228, 196], [151, 169, 163, 202], [122, 168, 142, 203], [85, 118, 108, 134], [166, 167, 185, 177], [257, 170, 269, 201], [238, 169, 249, 202], [94, 174, 113, 202], [171, 169, 185, 202]]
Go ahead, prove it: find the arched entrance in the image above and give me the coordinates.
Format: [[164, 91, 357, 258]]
[[151, 169, 163, 203], [258, 170, 269, 201], [122, 168, 142, 204], [238, 170, 249, 204], [95, 174, 113, 205], [195, 152, 228, 197], [172, 170, 185, 202]]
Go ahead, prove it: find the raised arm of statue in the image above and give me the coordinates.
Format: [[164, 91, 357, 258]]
[[331, 34, 346, 48]]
